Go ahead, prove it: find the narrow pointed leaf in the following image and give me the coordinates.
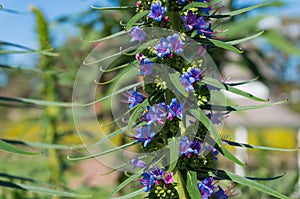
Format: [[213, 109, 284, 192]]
[[225, 140, 299, 152], [16, 183, 92, 198], [225, 77, 259, 86], [220, 0, 268, 17], [205, 39, 243, 53], [126, 10, 149, 31], [226, 31, 264, 45], [167, 137, 180, 174], [187, 171, 202, 199], [67, 142, 137, 160], [201, 100, 287, 112], [82, 31, 126, 43], [183, 0, 219, 10], [111, 188, 144, 199], [105, 171, 143, 199], [0, 140, 39, 156], [91, 5, 136, 10], [210, 170, 291, 199], [202, 77, 268, 102], [127, 99, 149, 132]]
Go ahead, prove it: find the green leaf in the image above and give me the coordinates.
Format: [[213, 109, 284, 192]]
[[126, 10, 149, 31], [169, 72, 189, 97], [225, 140, 299, 152], [67, 142, 137, 161], [0, 140, 39, 156], [111, 188, 144, 199], [210, 170, 291, 199], [90, 5, 136, 10], [226, 31, 264, 45], [187, 171, 202, 199], [190, 108, 222, 146], [105, 171, 143, 199], [262, 29, 300, 57], [16, 183, 91, 198], [225, 77, 259, 86], [0, 49, 59, 56], [221, 147, 246, 167], [81, 31, 126, 43], [173, 169, 189, 199], [202, 77, 268, 102], [213, 0, 268, 17], [203, 38, 243, 53], [201, 100, 287, 112], [183, 0, 219, 11], [167, 137, 180, 174], [0, 82, 143, 107]]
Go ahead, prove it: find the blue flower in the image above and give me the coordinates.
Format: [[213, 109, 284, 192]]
[[128, 87, 145, 109], [167, 98, 183, 120], [180, 72, 195, 92], [148, 1, 167, 22], [129, 27, 147, 42], [188, 67, 203, 82], [134, 126, 155, 147], [143, 103, 167, 125], [155, 38, 170, 58], [179, 137, 202, 156], [140, 172, 155, 192], [197, 23, 214, 38], [214, 186, 229, 199], [167, 33, 185, 54], [140, 58, 154, 75], [198, 177, 216, 199], [131, 157, 147, 169], [181, 11, 198, 31]]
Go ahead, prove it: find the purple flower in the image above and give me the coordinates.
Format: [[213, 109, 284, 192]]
[[195, 16, 208, 30], [140, 172, 155, 192], [180, 72, 195, 92], [188, 68, 203, 82], [133, 126, 155, 147], [179, 137, 202, 156], [214, 186, 229, 199], [167, 98, 183, 120], [131, 157, 147, 169], [140, 58, 154, 75], [161, 171, 174, 184], [148, 1, 167, 22], [155, 38, 170, 58], [181, 11, 198, 31], [197, 23, 214, 38], [198, 177, 216, 199], [167, 33, 185, 54], [128, 87, 145, 109], [129, 27, 146, 42], [143, 103, 167, 125]]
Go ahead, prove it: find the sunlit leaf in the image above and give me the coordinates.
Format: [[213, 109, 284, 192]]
[[126, 10, 149, 31], [186, 171, 202, 199], [0, 140, 39, 156], [210, 170, 291, 199], [90, 5, 136, 10], [202, 77, 268, 102], [105, 171, 143, 199], [111, 188, 144, 199], [226, 31, 264, 45]]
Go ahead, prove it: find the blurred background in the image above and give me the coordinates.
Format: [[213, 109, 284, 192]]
[[0, 0, 299, 198]]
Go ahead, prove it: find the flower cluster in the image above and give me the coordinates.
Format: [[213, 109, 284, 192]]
[[123, 0, 232, 198], [154, 33, 185, 58], [198, 177, 229, 199]]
